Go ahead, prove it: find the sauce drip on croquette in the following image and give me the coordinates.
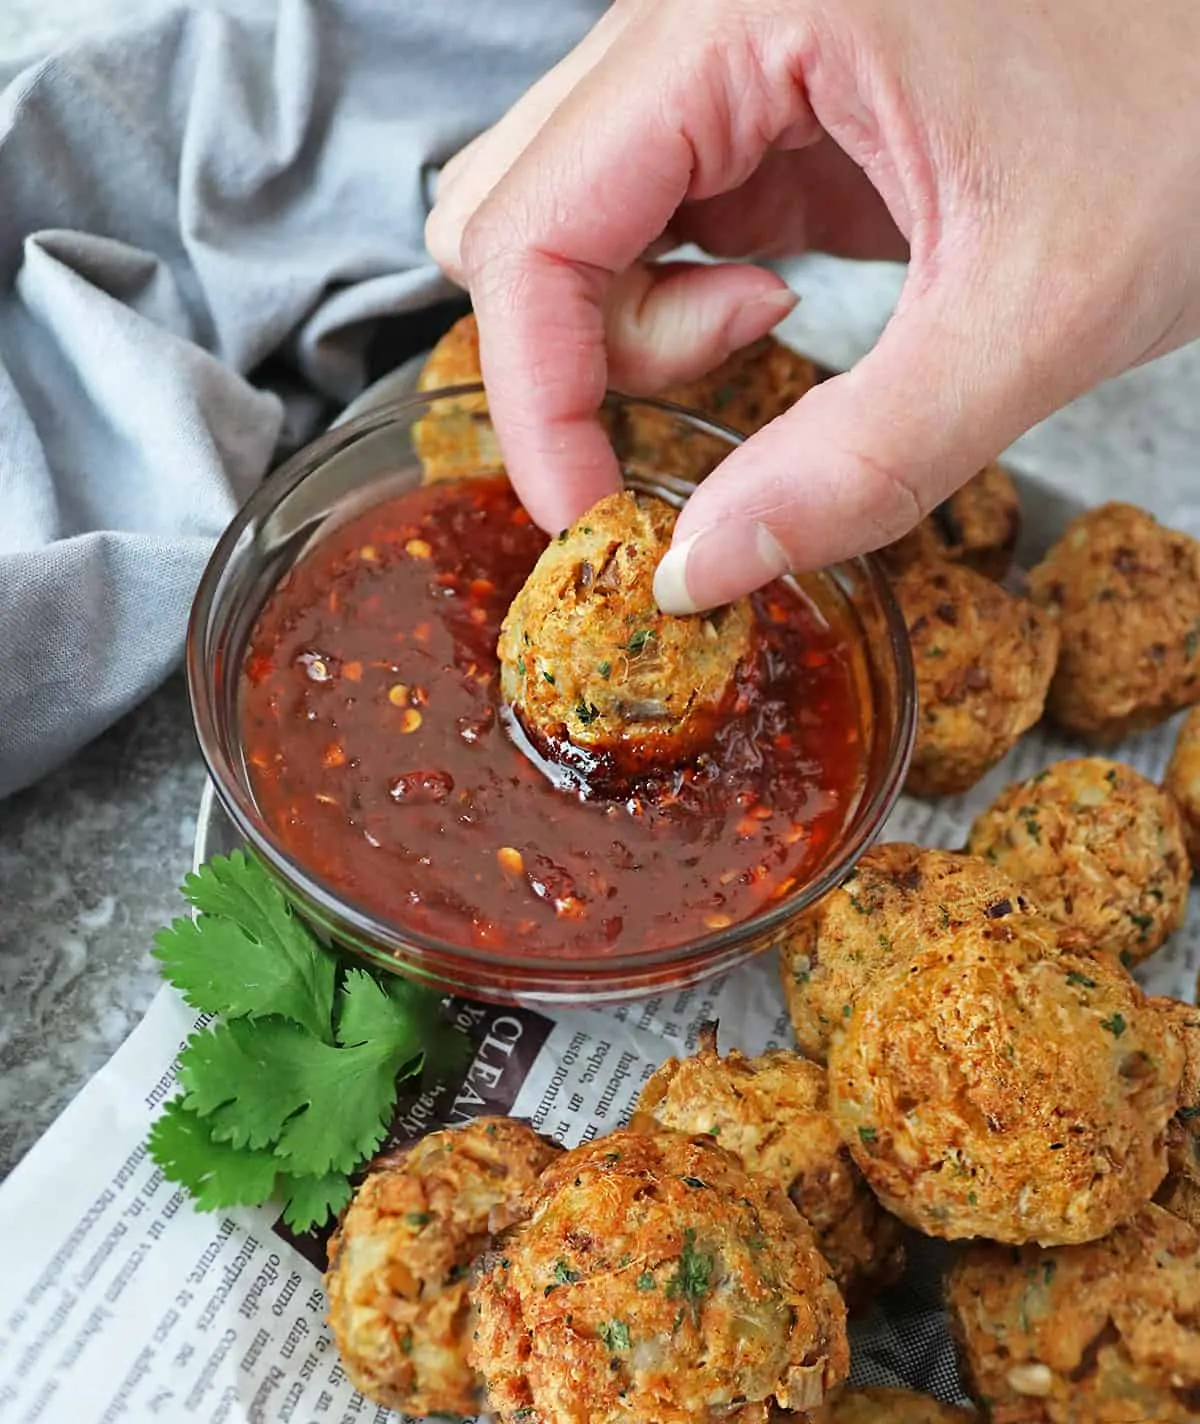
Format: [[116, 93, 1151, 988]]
[[240, 476, 865, 957]]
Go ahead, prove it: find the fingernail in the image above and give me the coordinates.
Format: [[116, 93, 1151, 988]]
[[725, 288, 799, 350], [654, 520, 791, 614]]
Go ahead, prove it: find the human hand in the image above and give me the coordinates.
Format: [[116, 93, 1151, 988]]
[[427, 0, 1200, 611]]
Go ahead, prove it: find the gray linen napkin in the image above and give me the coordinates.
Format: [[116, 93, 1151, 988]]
[[0, 0, 604, 799]]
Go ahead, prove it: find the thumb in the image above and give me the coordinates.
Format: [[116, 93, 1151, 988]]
[[652, 271, 1077, 612]]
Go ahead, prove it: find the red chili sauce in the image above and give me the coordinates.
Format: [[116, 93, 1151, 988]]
[[240, 476, 866, 957]]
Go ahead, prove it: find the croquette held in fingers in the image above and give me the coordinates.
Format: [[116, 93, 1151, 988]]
[[498, 490, 758, 777]]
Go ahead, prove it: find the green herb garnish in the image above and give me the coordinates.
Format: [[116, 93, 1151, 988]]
[[576, 702, 600, 725], [147, 852, 466, 1232], [1066, 971, 1097, 989], [625, 630, 653, 655], [551, 1259, 579, 1288], [666, 1228, 714, 1310], [636, 1271, 656, 1291], [1101, 1013, 1127, 1039], [858, 1126, 878, 1146], [597, 660, 611, 679], [598, 1320, 631, 1352], [542, 670, 556, 685]]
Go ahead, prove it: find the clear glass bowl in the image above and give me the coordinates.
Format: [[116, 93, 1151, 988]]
[[187, 384, 915, 1006]]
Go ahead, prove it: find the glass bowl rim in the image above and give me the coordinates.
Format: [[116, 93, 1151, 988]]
[[187, 382, 916, 979]]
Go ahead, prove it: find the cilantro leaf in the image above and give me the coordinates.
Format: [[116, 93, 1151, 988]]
[[666, 1228, 714, 1312], [278, 1171, 353, 1234], [147, 1099, 279, 1211], [178, 1013, 422, 1176], [337, 968, 431, 1047], [153, 853, 335, 1042], [342, 973, 471, 1084], [150, 854, 469, 1226], [598, 1320, 631, 1352]]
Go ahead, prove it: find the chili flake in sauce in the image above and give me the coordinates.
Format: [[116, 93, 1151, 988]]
[[240, 476, 865, 957]]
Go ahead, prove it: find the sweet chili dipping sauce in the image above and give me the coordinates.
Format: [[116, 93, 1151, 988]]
[[240, 476, 866, 957]]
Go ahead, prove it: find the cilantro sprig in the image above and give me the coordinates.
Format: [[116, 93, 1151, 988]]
[[147, 852, 466, 1232]]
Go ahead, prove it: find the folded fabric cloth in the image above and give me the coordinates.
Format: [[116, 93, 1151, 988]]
[[0, 0, 605, 799]]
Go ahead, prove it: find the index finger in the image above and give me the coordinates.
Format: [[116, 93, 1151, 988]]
[[460, 8, 813, 532]]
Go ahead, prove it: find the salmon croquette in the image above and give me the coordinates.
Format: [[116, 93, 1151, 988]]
[[498, 490, 758, 776], [1164, 705, 1200, 871], [827, 922, 1184, 1246], [636, 1025, 905, 1311], [469, 1129, 849, 1424], [413, 312, 506, 481], [1027, 502, 1200, 743], [883, 464, 1021, 582], [824, 1387, 977, 1422], [966, 757, 1190, 965], [893, 561, 1059, 796], [780, 844, 1040, 1064], [324, 1117, 559, 1416], [1155, 999, 1200, 1230], [946, 1204, 1200, 1424], [622, 336, 819, 484]]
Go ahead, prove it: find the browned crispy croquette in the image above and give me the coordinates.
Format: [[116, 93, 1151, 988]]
[[883, 464, 1021, 582], [966, 757, 1190, 964], [469, 1129, 849, 1424], [780, 843, 1040, 1064], [622, 336, 819, 483], [824, 1387, 978, 1422], [893, 561, 1059, 796], [827, 923, 1184, 1246], [413, 312, 506, 481], [1164, 704, 1200, 871], [946, 1204, 1200, 1424], [498, 490, 759, 778], [1155, 998, 1200, 1230], [1028, 501, 1200, 742], [324, 1117, 559, 1416], [635, 1025, 905, 1311]]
